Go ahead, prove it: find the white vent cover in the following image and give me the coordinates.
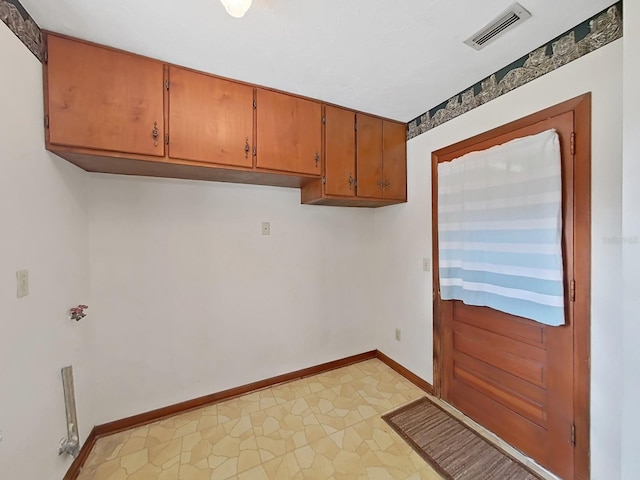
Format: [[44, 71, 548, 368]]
[[464, 2, 532, 50]]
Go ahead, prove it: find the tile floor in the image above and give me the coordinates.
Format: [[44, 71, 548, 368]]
[[76, 359, 442, 479]]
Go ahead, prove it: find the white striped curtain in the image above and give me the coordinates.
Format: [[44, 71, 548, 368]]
[[437, 129, 565, 326]]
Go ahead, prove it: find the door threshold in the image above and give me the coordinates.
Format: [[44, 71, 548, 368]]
[[426, 394, 561, 480]]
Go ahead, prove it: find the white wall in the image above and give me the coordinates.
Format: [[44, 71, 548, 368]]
[[622, 1, 640, 478], [0, 8, 629, 479], [374, 40, 624, 478], [87, 175, 378, 423], [0, 24, 94, 480]]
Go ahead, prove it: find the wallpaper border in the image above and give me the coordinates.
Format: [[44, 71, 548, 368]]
[[407, 2, 623, 140], [0, 0, 42, 61]]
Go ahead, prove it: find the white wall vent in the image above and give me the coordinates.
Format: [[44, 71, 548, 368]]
[[464, 2, 532, 50]]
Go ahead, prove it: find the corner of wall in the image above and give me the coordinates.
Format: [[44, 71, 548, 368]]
[[0, 21, 92, 480]]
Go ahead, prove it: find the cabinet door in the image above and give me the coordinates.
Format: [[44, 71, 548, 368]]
[[382, 120, 407, 201], [356, 114, 383, 199], [256, 89, 322, 175], [46, 35, 165, 157], [169, 66, 253, 168], [324, 106, 356, 197]]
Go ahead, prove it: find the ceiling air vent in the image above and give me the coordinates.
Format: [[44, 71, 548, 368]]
[[464, 2, 532, 50]]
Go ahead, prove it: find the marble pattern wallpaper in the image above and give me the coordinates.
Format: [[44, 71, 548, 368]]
[[0, 0, 41, 60], [407, 2, 623, 139]]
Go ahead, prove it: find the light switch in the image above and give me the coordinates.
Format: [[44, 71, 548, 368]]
[[16, 270, 29, 298], [423, 258, 431, 272]]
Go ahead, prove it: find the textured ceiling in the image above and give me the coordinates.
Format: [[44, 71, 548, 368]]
[[20, 0, 616, 121]]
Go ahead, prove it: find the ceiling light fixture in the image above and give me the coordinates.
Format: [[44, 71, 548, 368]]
[[219, 0, 253, 18]]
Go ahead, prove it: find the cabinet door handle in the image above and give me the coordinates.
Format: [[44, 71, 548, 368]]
[[377, 180, 383, 191], [315, 152, 320, 168], [152, 121, 159, 147], [244, 138, 250, 159], [348, 174, 354, 190], [384, 178, 391, 191]]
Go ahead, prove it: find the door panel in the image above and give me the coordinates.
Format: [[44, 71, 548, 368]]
[[453, 318, 546, 387], [454, 351, 546, 424], [453, 302, 545, 345], [437, 111, 576, 479], [168, 66, 253, 167], [324, 106, 356, 197], [256, 89, 322, 175], [47, 35, 165, 157], [356, 114, 383, 198], [449, 376, 548, 461]]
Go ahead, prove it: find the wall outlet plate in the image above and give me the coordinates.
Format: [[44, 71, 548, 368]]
[[261, 222, 271, 236], [395, 328, 401, 341]]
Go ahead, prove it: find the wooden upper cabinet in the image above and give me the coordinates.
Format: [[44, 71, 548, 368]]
[[168, 66, 253, 168], [256, 89, 322, 175], [303, 110, 407, 206], [43, 34, 404, 205], [46, 35, 165, 157], [382, 120, 407, 201], [356, 114, 384, 199], [324, 106, 356, 197]]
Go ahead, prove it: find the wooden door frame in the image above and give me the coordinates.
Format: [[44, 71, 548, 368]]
[[431, 93, 591, 480]]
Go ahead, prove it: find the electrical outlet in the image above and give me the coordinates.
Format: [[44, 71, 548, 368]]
[[261, 222, 271, 236], [395, 328, 401, 341], [423, 258, 431, 272], [16, 270, 29, 298]]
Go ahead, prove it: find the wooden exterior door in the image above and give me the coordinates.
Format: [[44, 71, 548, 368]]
[[46, 35, 165, 157], [356, 114, 383, 198], [382, 120, 407, 201], [324, 106, 356, 197], [432, 95, 591, 480], [256, 89, 322, 175], [168, 66, 253, 168]]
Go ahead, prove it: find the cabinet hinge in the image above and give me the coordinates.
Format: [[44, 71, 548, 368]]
[[322, 176, 326, 185], [253, 99, 257, 109], [322, 116, 326, 125], [570, 132, 576, 155], [165, 133, 169, 145], [571, 423, 576, 447], [570, 279, 575, 302], [165, 79, 170, 91], [44, 115, 49, 129]]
